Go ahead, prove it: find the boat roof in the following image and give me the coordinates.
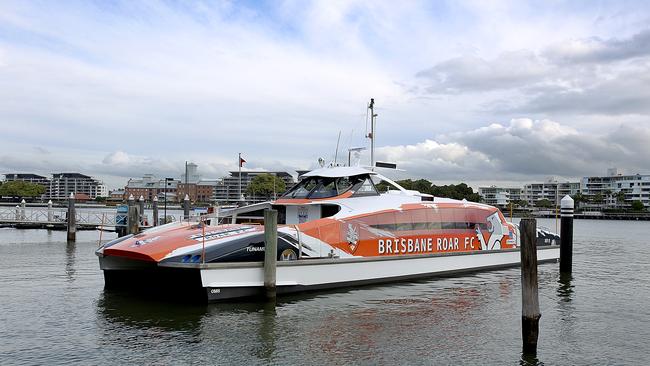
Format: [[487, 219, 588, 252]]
[[301, 166, 377, 178]]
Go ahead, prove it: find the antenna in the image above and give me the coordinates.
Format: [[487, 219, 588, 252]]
[[366, 98, 378, 170], [334, 131, 341, 165], [348, 147, 366, 166]]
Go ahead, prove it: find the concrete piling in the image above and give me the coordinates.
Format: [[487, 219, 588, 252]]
[[138, 195, 145, 226], [560, 195, 574, 274], [152, 196, 159, 226], [67, 193, 76, 242], [127, 194, 139, 235], [183, 194, 190, 221], [520, 218, 540, 355], [20, 199, 26, 220], [15, 205, 20, 220], [263, 209, 278, 300], [47, 200, 53, 222]]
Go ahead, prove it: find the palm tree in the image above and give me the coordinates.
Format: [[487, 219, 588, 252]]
[[603, 189, 613, 208], [616, 191, 626, 208]]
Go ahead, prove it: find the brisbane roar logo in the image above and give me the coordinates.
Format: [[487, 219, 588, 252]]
[[346, 224, 359, 253]]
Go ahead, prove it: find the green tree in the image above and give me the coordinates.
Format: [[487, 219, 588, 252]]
[[630, 200, 645, 211], [247, 174, 286, 200], [591, 193, 604, 204], [395, 179, 432, 193], [616, 191, 626, 205], [536, 199, 553, 208], [0, 181, 45, 199], [430, 183, 481, 202], [515, 199, 529, 207]]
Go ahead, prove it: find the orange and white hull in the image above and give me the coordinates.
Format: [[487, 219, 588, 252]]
[[157, 245, 560, 301]]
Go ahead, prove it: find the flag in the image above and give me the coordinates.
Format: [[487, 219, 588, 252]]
[[239, 156, 246, 167]]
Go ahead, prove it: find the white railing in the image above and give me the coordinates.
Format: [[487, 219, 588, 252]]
[[0, 207, 117, 226]]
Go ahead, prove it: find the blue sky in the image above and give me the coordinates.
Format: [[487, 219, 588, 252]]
[[1, 0, 650, 189]]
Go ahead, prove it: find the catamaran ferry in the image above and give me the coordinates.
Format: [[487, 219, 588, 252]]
[[96, 101, 560, 301]]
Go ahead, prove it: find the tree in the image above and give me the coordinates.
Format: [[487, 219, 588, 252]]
[[395, 179, 432, 193], [616, 191, 626, 205], [0, 181, 45, 199], [515, 199, 528, 208], [536, 199, 553, 208], [591, 193, 604, 204], [247, 174, 286, 200], [630, 200, 646, 211]]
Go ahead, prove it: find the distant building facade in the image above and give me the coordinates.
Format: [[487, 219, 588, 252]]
[[478, 186, 522, 207], [178, 179, 221, 203], [523, 179, 580, 207], [3, 173, 104, 200], [3, 173, 50, 199], [125, 174, 180, 202], [215, 171, 295, 204], [581, 169, 650, 209], [48, 173, 104, 200]]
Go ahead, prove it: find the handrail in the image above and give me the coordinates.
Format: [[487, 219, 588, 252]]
[[197, 202, 273, 224]]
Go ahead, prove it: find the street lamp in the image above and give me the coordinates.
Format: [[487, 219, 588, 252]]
[[164, 177, 174, 223]]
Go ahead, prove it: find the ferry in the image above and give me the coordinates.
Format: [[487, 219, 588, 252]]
[[96, 101, 560, 301]]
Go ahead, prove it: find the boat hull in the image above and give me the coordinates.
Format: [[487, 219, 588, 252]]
[[188, 246, 559, 301]]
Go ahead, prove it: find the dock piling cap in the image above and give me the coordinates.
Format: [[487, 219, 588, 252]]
[[184, 194, 190, 201], [128, 194, 134, 201], [139, 195, 144, 201], [21, 199, 25, 204], [153, 196, 158, 202], [69, 193, 75, 199], [561, 195, 574, 209]]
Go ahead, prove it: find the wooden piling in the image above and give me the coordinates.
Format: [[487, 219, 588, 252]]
[[263, 209, 278, 300], [560, 195, 574, 274], [183, 194, 190, 221], [152, 196, 159, 226], [67, 193, 76, 242], [520, 218, 540, 355]]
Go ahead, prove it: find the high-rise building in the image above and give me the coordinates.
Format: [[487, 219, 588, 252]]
[[48, 173, 104, 200]]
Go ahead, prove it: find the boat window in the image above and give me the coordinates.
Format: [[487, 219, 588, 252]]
[[371, 176, 402, 193], [310, 179, 338, 198], [336, 177, 353, 192], [282, 176, 360, 199], [351, 177, 379, 197]]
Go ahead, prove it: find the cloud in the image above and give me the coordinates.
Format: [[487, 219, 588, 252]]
[[413, 28, 650, 116], [544, 29, 650, 64], [376, 118, 649, 183], [415, 51, 548, 93]]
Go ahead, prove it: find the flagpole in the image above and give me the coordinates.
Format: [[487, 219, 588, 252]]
[[238, 152, 242, 202]]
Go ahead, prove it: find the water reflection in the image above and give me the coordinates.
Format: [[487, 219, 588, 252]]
[[255, 301, 277, 362], [520, 351, 544, 366], [557, 273, 574, 302], [65, 241, 76, 281], [96, 291, 209, 332]]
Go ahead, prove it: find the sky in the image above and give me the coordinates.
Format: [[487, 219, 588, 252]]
[[1, 0, 650, 189]]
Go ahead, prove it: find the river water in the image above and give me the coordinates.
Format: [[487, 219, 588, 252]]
[[0, 219, 648, 365]]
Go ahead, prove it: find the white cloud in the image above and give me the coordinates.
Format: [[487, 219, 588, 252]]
[[376, 118, 649, 184]]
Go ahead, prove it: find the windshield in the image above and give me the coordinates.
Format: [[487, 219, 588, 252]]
[[282, 175, 369, 199]]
